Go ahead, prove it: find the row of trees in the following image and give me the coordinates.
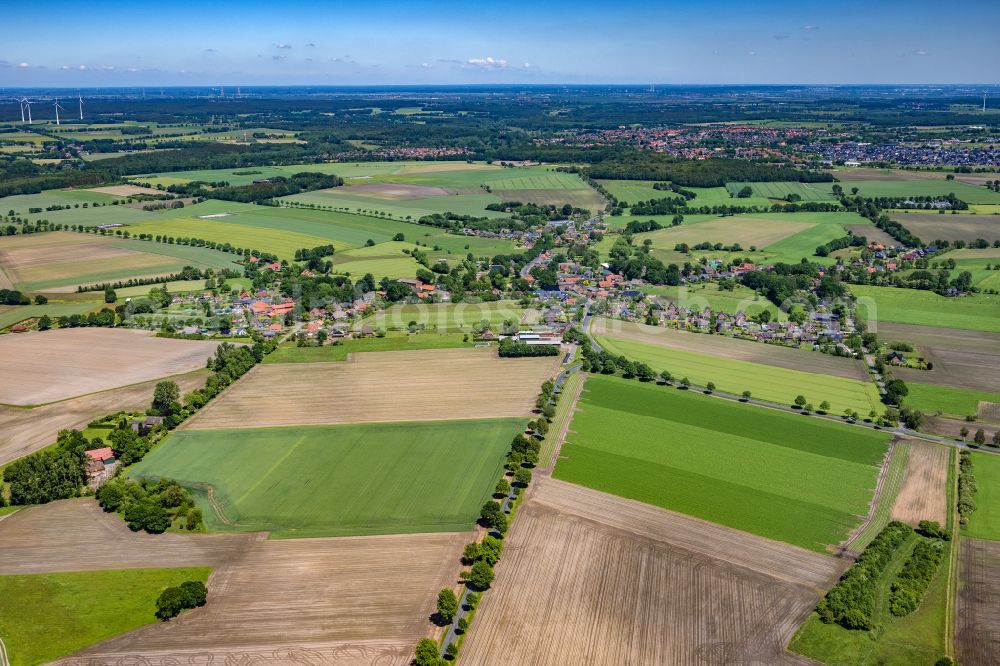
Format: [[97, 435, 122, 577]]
[[888, 536, 945, 617], [958, 451, 977, 526], [498, 338, 560, 357]]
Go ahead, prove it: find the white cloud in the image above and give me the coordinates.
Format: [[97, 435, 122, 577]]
[[467, 56, 507, 70], [801, 24, 819, 30], [18, 62, 29, 68], [746, 51, 756, 56], [913, 48, 928, 56], [274, 43, 292, 49], [60, 65, 70, 70], [127, 67, 138, 72], [101, 65, 115, 70], [420, 62, 432, 68], [79, 64, 87, 70]]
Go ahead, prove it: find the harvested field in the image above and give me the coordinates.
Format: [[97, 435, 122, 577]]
[[892, 212, 1000, 243], [0, 328, 220, 405], [923, 415, 999, 441], [846, 223, 897, 246], [0, 499, 255, 575], [61, 532, 468, 666], [890, 441, 949, 525], [338, 182, 450, 199], [0, 369, 208, 466], [87, 184, 162, 197], [460, 478, 845, 666], [878, 322, 1000, 393], [186, 348, 558, 429], [591, 318, 869, 381], [0, 500, 466, 666], [956, 538, 1000, 666]]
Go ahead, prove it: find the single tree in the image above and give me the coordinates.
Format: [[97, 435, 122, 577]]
[[819, 400, 831, 414], [680, 377, 691, 389], [960, 427, 969, 439], [152, 380, 180, 416], [469, 561, 495, 590], [741, 390, 752, 402], [436, 588, 459, 624], [494, 478, 511, 497], [794, 395, 807, 408], [974, 429, 986, 445], [705, 381, 716, 394], [413, 638, 441, 666]]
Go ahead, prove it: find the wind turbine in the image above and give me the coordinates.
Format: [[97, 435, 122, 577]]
[[19, 98, 32, 123], [78, 94, 84, 120], [17, 98, 25, 123], [54, 99, 65, 125]]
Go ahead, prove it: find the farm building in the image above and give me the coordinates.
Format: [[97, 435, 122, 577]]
[[85, 447, 118, 488]]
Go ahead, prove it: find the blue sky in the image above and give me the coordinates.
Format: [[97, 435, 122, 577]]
[[2, 0, 998, 86]]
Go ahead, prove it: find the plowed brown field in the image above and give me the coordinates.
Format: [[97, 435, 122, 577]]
[[459, 478, 845, 666], [0, 369, 209, 466], [956, 538, 1000, 666], [891, 441, 949, 525], [0, 328, 220, 405], [185, 348, 559, 429]]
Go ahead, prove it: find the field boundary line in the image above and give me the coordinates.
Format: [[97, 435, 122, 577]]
[[840, 439, 896, 554], [945, 448, 960, 659], [541, 373, 586, 474]]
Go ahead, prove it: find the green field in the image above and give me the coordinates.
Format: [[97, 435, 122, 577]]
[[904, 382, 1000, 418], [128, 419, 525, 537], [263, 331, 473, 363], [727, 181, 838, 202], [0, 302, 98, 329], [593, 334, 882, 415], [0, 189, 119, 214], [764, 222, 853, 264], [282, 189, 509, 220], [595, 179, 666, 205], [639, 283, 787, 321], [371, 300, 525, 330], [554, 375, 888, 551], [790, 534, 951, 665], [851, 284, 1000, 333], [965, 452, 1000, 540], [833, 179, 1000, 205], [0, 567, 210, 666], [114, 279, 209, 298]]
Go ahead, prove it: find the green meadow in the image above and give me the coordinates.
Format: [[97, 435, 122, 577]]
[[833, 179, 1000, 205], [593, 334, 882, 415], [263, 331, 473, 363], [851, 284, 1000, 333], [0, 567, 210, 666], [965, 452, 1000, 540], [904, 382, 1000, 418], [554, 375, 888, 551], [129, 419, 525, 538], [639, 282, 787, 320], [727, 181, 838, 202]]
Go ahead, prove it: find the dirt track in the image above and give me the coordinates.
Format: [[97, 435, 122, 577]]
[[0, 328, 220, 405], [591, 318, 870, 381], [459, 478, 845, 666], [185, 348, 559, 429], [1, 499, 469, 666], [891, 440, 949, 525], [956, 538, 1000, 666], [0, 369, 208, 466]]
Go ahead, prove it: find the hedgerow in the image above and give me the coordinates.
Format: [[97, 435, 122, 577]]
[[889, 538, 945, 616]]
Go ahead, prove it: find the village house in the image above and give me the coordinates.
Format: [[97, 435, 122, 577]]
[[84, 447, 118, 488]]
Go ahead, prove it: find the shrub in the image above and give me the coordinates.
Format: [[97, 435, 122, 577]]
[[816, 522, 912, 629], [889, 539, 945, 616]]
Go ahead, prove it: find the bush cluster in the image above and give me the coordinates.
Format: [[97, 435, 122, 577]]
[[97, 477, 203, 534], [498, 338, 560, 357], [958, 451, 977, 526], [155, 580, 208, 621], [816, 521, 912, 630], [889, 538, 945, 616]]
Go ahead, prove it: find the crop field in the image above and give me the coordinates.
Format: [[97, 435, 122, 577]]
[[554, 375, 888, 550], [65, 532, 467, 666], [881, 322, 1000, 393], [640, 282, 787, 320], [0, 328, 219, 405], [593, 326, 882, 415], [945, 248, 1000, 290], [0, 369, 209, 466], [956, 538, 1000, 666], [852, 284, 1000, 333], [0, 500, 463, 666], [834, 179, 1000, 204], [628, 211, 870, 264], [282, 188, 509, 219], [460, 477, 845, 665], [0, 567, 210, 666], [263, 332, 471, 363], [592, 318, 869, 380], [0, 231, 240, 292], [846, 440, 911, 552], [965, 452, 1000, 540], [891, 212, 1000, 243], [0, 301, 98, 329], [130, 418, 523, 536], [113, 278, 208, 298], [186, 348, 558, 429], [331, 253, 421, 279], [87, 184, 163, 197], [0, 189, 119, 214], [727, 181, 837, 202], [370, 300, 526, 330], [891, 441, 949, 525], [684, 185, 772, 209], [903, 382, 1000, 418]]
